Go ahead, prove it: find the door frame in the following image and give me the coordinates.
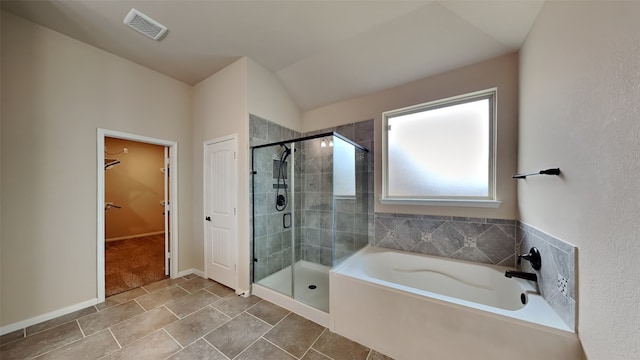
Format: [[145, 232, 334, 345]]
[[203, 134, 239, 290], [96, 128, 179, 302]]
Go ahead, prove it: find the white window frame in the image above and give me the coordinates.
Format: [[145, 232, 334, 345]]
[[381, 88, 501, 208]]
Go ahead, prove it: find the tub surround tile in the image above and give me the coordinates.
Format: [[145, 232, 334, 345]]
[[391, 220, 422, 251], [498, 254, 517, 267], [374, 214, 518, 267], [517, 221, 577, 331], [264, 313, 325, 358], [431, 223, 465, 256], [452, 222, 493, 238], [35, 329, 118, 360], [476, 226, 516, 263], [0, 321, 83, 360], [412, 219, 446, 235], [451, 246, 492, 263], [410, 241, 442, 257]]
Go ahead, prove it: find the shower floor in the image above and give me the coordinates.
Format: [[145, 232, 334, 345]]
[[256, 260, 330, 312]]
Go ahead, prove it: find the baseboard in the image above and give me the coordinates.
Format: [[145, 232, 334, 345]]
[[176, 268, 205, 278], [106, 231, 165, 242], [0, 298, 98, 336]]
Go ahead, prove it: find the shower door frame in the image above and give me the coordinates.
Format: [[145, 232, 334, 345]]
[[250, 132, 368, 300]]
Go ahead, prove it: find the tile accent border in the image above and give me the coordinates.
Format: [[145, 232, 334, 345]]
[[373, 213, 517, 266], [517, 221, 577, 331]]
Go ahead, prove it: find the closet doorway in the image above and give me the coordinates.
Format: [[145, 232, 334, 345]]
[[97, 129, 178, 302]]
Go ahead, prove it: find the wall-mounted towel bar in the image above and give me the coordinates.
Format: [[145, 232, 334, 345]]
[[512, 168, 560, 179]]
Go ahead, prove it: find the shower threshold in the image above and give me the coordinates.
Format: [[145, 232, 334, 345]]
[[253, 261, 330, 326]]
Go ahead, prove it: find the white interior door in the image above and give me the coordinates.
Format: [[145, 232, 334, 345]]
[[204, 135, 237, 289]]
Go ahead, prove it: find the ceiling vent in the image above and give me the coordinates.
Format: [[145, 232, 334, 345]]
[[123, 8, 167, 41]]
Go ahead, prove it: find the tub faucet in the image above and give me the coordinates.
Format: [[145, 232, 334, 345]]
[[518, 247, 541, 270], [505, 270, 538, 282]]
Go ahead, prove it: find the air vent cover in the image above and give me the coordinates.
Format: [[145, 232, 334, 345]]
[[123, 8, 167, 41]]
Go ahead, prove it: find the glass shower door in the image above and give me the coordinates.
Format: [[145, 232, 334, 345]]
[[252, 143, 294, 297]]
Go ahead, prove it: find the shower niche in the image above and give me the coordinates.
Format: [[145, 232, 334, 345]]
[[251, 132, 369, 314]]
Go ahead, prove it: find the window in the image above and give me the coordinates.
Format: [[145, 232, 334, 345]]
[[381, 89, 500, 207]]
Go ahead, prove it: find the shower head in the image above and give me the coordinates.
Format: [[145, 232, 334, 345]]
[[280, 144, 292, 159]]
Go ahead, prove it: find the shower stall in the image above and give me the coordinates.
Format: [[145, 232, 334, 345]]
[[251, 132, 369, 317]]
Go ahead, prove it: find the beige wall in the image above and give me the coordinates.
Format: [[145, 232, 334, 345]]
[[303, 53, 519, 219], [0, 11, 193, 326], [192, 57, 302, 293], [104, 138, 165, 240], [519, 2, 640, 359], [192, 57, 249, 292], [247, 58, 302, 132]]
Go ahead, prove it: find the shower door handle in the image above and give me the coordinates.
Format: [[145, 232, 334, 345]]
[[283, 213, 291, 229]]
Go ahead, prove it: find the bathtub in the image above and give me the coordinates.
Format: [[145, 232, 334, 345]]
[[329, 246, 580, 360]]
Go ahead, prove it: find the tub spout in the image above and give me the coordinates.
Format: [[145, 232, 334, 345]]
[[505, 270, 537, 282]]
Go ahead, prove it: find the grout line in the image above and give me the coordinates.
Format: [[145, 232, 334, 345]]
[[305, 327, 330, 358], [243, 310, 275, 328], [260, 336, 303, 359], [163, 305, 181, 319], [202, 337, 232, 360], [162, 328, 184, 349], [233, 335, 265, 360], [108, 328, 123, 349], [175, 284, 190, 294], [303, 348, 334, 360], [77, 319, 86, 338]]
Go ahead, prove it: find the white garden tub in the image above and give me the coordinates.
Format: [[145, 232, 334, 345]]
[[329, 246, 580, 360]]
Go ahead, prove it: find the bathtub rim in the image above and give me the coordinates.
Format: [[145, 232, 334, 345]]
[[331, 245, 577, 338]]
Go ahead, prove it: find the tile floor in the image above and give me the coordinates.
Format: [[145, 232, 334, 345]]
[[0, 275, 394, 360]]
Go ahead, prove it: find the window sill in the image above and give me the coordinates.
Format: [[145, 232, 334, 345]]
[[379, 198, 502, 208]]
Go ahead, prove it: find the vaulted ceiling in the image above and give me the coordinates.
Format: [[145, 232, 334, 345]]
[[1, 1, 544, 111]]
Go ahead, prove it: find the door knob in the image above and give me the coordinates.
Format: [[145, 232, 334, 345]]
[[205, 216, 211, 222]]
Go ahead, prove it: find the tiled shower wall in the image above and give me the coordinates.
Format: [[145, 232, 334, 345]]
[[517, 222, 577, 330], [304, 120, 374, 266], [250, 114, 301, 279], [250, 115, 373, 274]]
